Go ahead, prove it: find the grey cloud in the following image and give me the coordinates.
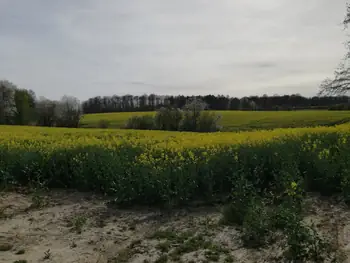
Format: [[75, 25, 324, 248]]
[[0, 0, 348, 100]]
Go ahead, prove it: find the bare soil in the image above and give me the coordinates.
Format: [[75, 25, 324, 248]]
[[0, 191, 350, 263]]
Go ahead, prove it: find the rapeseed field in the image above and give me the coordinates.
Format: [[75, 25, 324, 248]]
[[1, 124, 349, 206]]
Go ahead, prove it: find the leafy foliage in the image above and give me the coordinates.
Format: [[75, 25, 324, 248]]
[[154, 107, 183, 131], [197, 111, 222, 132], [126, 98, 221, 132], [125, 115, 155, 130], [14, 89, 36, 125], [221, 177, 336, 261], [0, 79, 81, 128]]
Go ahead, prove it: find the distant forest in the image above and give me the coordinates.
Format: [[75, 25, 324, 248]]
[[82, 94, 350, 113]]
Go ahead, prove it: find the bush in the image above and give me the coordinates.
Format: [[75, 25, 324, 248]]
[[125, 115, 154, 130], [197, 111, 221, 132], [284, 222, 333, 262], [98, 119, 110, 129], [221, 176, 256, 226], [179, 98, 221, 132], [180, 98, 206, 132], [328, 103, 350, 110], [154, 107, 183, 131], [241, 199, 273, 248], [123, 98, 221, 132], [221, 182, 335, 260]]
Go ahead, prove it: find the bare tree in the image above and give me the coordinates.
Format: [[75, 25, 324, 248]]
[[0, 80, 16, 124], [320, 4, 350, 95], [56, 96, 82, 128], [36, 97, 57, 127]]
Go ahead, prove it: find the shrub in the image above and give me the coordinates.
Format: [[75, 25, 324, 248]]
[[241, 199, 273, 248], [221, 182, 335, 260], [221, 176, 256, 226], [180, 98, 207, 132], [283, 222, 333, 262], [179, 98, 221, 132], [125, 100, 221, 133], [197, 111, 221, 132], [328, 103, 350, 110], [154, 107, 183, 131], [125, 115, 154, 130]]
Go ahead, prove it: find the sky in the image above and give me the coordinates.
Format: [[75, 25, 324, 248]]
[[0, 0, 349, 100]]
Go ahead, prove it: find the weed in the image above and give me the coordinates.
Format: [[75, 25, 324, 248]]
[[43, 249, 51, 260], [149, 228, 227, 261], [220, 174, 337, 261], [220, 177, 256, 226], [283, 222, 332, 262], [271, 201, 302, 230], [68, 214, 87, 234], [13, 261, 28, 263], [241, 199, 274, 248], [29, 191, 48, 209], [70, 241, 77, 248], [148, 229, 182, 242], [172, 235, 211, 256]]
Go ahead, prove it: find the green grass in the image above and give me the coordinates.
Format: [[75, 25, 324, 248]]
[[80, 110, 350, 131]]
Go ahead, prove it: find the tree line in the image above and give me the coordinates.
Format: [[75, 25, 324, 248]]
[[2, 77, 350, 129], [82, 94, 350, 113], [0, 80, 81, 127]]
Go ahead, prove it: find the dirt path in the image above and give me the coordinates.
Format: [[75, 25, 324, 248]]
[[0, 191, 350, 263]]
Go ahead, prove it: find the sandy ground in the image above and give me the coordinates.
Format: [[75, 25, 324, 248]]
[[0, 191, 350, 263]]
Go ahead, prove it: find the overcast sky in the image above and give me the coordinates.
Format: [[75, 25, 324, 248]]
[[0, 0, 349, 100]]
